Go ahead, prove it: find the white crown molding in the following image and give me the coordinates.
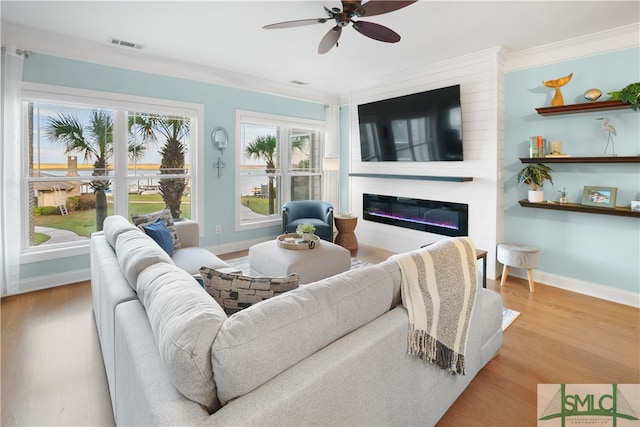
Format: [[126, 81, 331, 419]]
[[5, 21, 637, 104], [1, 22, 339, 105], [347, 46, 505, 100], [504, 23, 640, 73], [509, 269, 640, 308]]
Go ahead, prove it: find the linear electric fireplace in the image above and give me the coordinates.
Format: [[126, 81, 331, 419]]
[[363, 193, 468, 237]]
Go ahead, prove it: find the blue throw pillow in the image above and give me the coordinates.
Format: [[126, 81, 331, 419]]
[[142, 218, 174, 256]]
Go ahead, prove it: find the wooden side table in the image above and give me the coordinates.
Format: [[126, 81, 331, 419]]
[[334, 215, 358, 250], [475, 249, 487, 288]]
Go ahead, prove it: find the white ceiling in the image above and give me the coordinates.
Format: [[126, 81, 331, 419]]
[[2, 1, 639, 102]]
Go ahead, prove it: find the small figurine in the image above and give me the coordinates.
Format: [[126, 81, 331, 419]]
[[543, 73, 573, 106], [558, 187, 568, 204], [597, 117, 617, 156]]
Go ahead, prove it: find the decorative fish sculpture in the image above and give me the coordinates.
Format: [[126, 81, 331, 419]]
[[543, 73, 573, 106]]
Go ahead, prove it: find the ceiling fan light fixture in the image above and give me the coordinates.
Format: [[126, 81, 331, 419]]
[[264, 0, 417, 54]]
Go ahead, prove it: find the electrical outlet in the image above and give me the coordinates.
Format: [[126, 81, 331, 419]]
[[216, 225, 222, 234]]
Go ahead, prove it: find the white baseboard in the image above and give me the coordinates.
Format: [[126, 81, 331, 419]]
[[8, 237, 271, 298], [15, 268, 91, 296], [508, 269, 639, 308], [14, 244, 637, 310]]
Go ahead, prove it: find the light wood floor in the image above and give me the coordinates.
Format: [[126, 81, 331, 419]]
[[1, 244, 638, 426]]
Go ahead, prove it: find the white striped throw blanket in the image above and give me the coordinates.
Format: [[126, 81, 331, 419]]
[[390, 237, 477, 375]]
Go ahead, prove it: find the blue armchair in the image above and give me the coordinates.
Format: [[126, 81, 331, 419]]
[[282, 200, 334, 242]]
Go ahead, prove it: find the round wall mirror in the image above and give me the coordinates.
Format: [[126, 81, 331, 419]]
[[211, 127, 229, 154]]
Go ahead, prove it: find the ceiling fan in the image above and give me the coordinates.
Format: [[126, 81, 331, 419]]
[[263, 0, 418, 54]]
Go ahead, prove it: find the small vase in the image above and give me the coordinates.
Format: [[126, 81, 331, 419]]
[[301, 233, 312, 242], [528, 190, 544, 203]]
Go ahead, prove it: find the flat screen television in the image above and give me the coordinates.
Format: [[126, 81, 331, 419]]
[[357, 85, 463, 162]]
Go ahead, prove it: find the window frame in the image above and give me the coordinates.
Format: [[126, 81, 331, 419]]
[[20, 83, 204, 263], [235, 110, 325, 231]]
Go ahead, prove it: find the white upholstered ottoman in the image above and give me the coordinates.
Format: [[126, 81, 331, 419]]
[[249, 239, 351, 284], [497, 243, 540, 292]]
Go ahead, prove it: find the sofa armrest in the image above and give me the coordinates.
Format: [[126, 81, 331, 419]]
[[114, 300, 211, 425], [173, 220, 199, 248]]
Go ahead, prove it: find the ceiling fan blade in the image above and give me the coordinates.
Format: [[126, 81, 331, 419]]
[[359, 0, 417, 17], [352, 21, 400, 43], [263, 18, 327, 29], [318, 26, 342, 54]]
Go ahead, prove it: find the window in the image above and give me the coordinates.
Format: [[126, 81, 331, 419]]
[[236, 111, 324, 230], [21, 84, 202, 260]]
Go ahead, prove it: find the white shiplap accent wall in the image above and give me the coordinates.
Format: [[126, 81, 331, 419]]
[[348, 48, 506, 279]]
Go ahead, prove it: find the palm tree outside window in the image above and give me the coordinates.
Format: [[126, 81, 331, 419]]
[[25, 100, 194, 248], [237, 111, 324, 229]]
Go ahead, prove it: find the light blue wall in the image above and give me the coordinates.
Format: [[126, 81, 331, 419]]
[[504, 48, 640, 293], [19, 54, 325, 281]]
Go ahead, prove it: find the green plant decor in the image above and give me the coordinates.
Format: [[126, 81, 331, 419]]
[[608, 82, 640, 111], [517, 163, 553, 191], [296, 223, 316, 235]]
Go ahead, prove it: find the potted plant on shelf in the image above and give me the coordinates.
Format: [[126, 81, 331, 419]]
[[517, 163, 553, 203], [608, 82, 640, 111], [296, 223, 316, 242]]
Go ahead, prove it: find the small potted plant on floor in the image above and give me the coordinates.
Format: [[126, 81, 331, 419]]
[[517, 163, 553, 203], [296, 223, 316, 242]]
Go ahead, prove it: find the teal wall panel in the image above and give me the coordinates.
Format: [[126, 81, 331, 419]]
[[504, 48, 640, 292], [20, 255, 88, 280]]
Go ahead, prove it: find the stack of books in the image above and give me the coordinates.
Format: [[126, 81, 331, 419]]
[[529, 136, 546, 158], [529, 136, 570, 158]]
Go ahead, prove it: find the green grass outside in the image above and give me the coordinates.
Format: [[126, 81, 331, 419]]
[[35, 194, 280, 245], [33, 194, 191, 241], [34, 232, 50, 245], [241, 196, 278, 216]]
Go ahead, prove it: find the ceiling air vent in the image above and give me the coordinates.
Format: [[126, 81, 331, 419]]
[[108, 37, 143, 50]]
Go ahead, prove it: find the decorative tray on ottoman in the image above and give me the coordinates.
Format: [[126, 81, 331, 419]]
[[277, 233, 320, 250]]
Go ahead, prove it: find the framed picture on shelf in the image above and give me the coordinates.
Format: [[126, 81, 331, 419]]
[[581, 186, 617, 208]]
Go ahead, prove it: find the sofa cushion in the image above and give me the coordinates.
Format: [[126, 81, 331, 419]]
[[131, 209, 181, 250], [137, 262, 228, 413], [104, 214, 139, 249], [115, 229, 174, 290], [211, 263, 396, 404], [172, 246, 231, 276], [200, 267, 299, 315], [141, 218, 175, 256]]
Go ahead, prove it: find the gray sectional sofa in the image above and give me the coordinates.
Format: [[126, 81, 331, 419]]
[[90, 215, 503, 426]]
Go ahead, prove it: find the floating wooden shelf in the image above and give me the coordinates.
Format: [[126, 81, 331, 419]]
[[535, 100, 632, 116], [520, 156, 640, 164], [349, 173, 473, 182], [519, 200, 640, 218]]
